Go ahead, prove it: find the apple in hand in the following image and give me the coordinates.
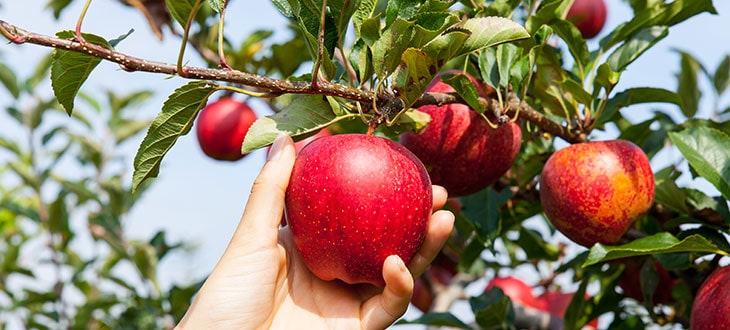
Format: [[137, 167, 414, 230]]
[[691, 266, 730, 329], [285, 134, 433, 286], [195, 97, 257, 161], [566, 0, 608, 39], [539, 140, 655, 247], [485, 276, 542, 309], [400, 73, 522, 197]]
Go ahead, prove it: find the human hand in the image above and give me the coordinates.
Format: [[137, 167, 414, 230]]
[[175, 133, 455, 330]]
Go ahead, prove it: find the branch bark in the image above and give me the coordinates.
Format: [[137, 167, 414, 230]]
[[0, 19, 587, 144]]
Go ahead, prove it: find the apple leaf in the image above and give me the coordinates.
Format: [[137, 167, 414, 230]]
[[457, 17, 530, 56], [712, 55, 730, 95], [0, 62, 19, 99], [371, 18, 416, 78], [607, 26, 668, 73], [471, 287, 515, 329], [600, 0, 716, 50], [352, 0, 376, 34], [443, 73, 485, 113], [165, 0, 199, 28], [240, 94, 359, 154], [51, 31, 113, 115], [668, 126, 730, 200], [396, 312, 471, 329], [583, 233, 729, 268], [600, 87, 684, 124], [132, 81, 218, 193], [550, 19, 589, 71], [675, 50, 703, 118]]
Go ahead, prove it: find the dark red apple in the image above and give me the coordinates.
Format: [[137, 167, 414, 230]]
[[285, 134, 433, 286], [485, 276, 542, 310], [537, 290, 598, 328], [539, 140, 655, 247], [411, 252, 458, 312], [411, 277, 435, 313], [691, 266, 730, 329], [566, 0, 608, 39], [400, 74, 522, 197], [195, 97, 257, 161], [617, 258, 676, 304]]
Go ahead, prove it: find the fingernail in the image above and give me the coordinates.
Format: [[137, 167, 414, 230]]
[[391, 255, 407, 273], [267, 133, 287, 161]]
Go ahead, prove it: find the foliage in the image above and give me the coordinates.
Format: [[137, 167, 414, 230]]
[[2, 0, 730, 328], [0, 55, 200, 329]]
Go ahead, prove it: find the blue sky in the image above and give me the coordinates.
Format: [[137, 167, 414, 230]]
[[1, 0, 729, 327]]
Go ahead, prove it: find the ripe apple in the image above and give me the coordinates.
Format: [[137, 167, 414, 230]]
[[617, 258, 676, 304], [411, 252, 458, 312], [285, 134, 433, 286], [485, 276, 542, 310], [539, 140, 655, 247], [691, 266, 730, 329], [195, 97, 257, 161], [400, 73, 522, 197], [537, 290, 598, 328], [566, 0, 608, 39]]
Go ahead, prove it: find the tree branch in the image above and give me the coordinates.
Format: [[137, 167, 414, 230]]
[[0, 19, 586, 144]]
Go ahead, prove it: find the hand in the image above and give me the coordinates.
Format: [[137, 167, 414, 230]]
[[175, 134, 455, 330]]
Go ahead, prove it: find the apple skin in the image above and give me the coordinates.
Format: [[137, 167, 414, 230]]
[[195, 97, 257, 161], [400, 74, 522, 197], [566, 0, 608, 39], [691, 266, 730, 329], [485, 277, 543, 310], [285, 134, 433, 286], [539, 140, 655, 247], [537, 291, 598, 328], [617, 258, 676, 304]]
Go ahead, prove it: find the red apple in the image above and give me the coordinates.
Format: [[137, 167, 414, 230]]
[[537, 290, 598, 328], [485, 277, 542, 310], [539, 140, 655, 247], [411, 252, 458, 312], [400, 73, 522, 197], [617, 258, 676, 304], [691, 266, 730, 329], [411, 277, 435, 313], [195, 97, 257, 161], [285, 134, 433, 286], [566, 0, 608, 39]]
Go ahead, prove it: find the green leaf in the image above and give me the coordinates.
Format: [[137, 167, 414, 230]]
[[516, 227, 559, 261], [458, 17, 530, 56], [241, 95, 358, 154], [0, 62, 20, 98], [713, 55, 730, 96], [397, 312, 471, 328], [443, 73, 484, 113], [165, 0, 200, 27], [550, 19, 589, 72], [607, 26, 668, 73], [668, 126, 730, 200], [675, 50, 702, 118], [132, 81, 217, 193], [207, 0, 224, 13], [601, 87, 684, 124], [471, 287, 515, 329], [600, 0, 716, 50], [371, 18, 416, 77], [352, 0, 376, 34], [51, 31, 111, 115], [584, 233, 728, 267]]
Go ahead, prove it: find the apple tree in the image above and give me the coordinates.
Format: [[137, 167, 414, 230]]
[[1, 0, 729, 329]]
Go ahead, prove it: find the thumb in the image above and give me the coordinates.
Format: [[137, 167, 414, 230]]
[[231, 133, 296, 250]]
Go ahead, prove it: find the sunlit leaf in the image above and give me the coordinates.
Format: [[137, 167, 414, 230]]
[[584, 233, 728, 267], [668, 126, 730, 200], [132, 81, 218, 193]]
